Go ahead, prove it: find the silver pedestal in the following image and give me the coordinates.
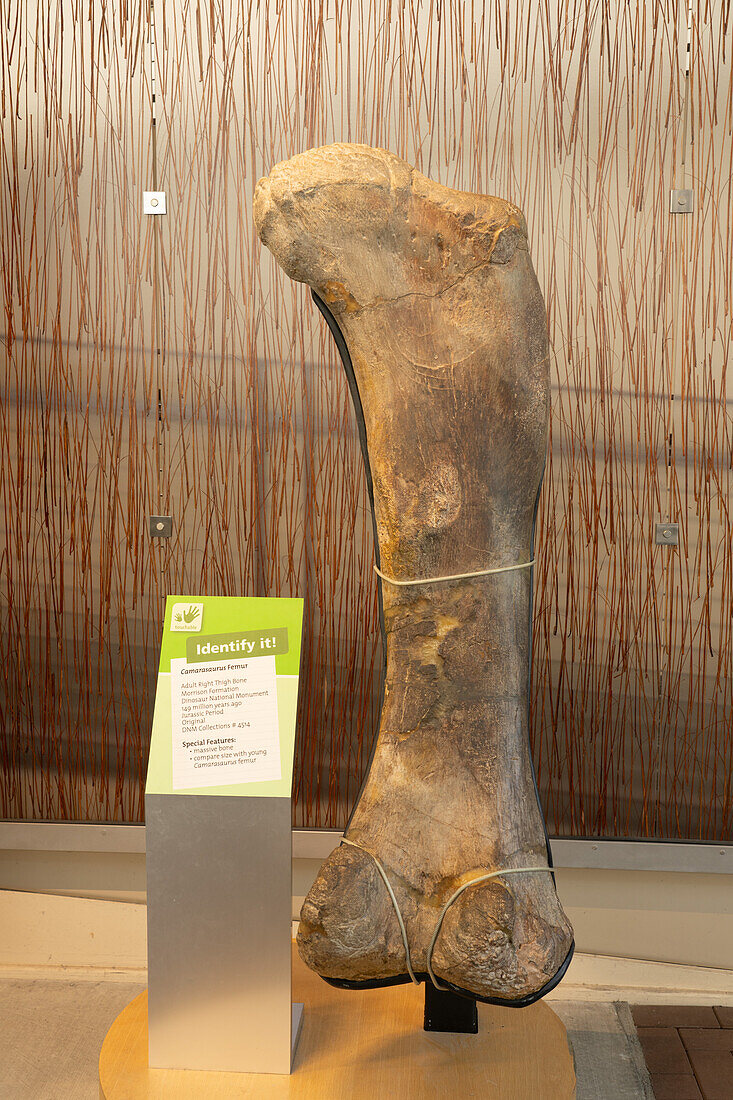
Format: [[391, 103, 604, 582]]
[[146, 793, 297, 1074]]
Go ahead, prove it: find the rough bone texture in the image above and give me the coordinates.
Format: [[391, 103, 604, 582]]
[[254, 144, 573, 1002]]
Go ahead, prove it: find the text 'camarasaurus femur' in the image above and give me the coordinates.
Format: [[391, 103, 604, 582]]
[[254, 144, 574, 1005]]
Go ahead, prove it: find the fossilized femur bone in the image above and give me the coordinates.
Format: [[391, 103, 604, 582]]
[[254, 143, 574, 1005]]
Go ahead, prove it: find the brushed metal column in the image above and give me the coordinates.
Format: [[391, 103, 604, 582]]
[[146, 792, 296, 1073]]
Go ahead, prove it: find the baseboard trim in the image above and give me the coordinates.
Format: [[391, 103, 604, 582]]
[[4, 945, 732, 1007]]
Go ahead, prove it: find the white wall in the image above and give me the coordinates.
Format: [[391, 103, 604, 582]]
[[293, 859, 733, 972], [1, 843, 732, 972]]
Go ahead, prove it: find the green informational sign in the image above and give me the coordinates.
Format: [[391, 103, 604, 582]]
[[146, 595, 303, 799]]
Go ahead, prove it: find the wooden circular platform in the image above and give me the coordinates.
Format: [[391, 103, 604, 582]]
[[100, 949, 575, 1099]]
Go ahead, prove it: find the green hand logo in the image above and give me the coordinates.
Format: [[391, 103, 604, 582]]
[[182, 606, 201, 625]]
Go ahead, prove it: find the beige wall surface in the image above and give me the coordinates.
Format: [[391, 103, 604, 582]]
[[1, 850, 732, 973]]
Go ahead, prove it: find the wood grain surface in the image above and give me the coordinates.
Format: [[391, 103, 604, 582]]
[[99, 946, 575, 1099]]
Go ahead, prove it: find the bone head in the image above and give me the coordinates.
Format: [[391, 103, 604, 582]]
[[254, 143, 528, 313]]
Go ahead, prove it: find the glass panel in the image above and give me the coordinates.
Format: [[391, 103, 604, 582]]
[[0, 0, 157, 819], [2, 1, 731, 839]]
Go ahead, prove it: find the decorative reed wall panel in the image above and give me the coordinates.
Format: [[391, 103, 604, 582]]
[[1, 1, 731, 838]]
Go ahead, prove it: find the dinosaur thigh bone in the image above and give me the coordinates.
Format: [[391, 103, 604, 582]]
[[254, 143, 574, 1004]]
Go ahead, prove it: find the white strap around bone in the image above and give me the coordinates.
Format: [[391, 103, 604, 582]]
[[341, 837, 419, 984], [374, 560, 534, 586], [341, 837, 551, 991], [424, 865, 551, 991]]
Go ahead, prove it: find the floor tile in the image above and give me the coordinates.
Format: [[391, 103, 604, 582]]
[[649, 1074, 703, 1099], [685, 1049, 733, 1100], [680, 1029, 733, 1052], [632, 1006, 720, 1029], [713, 1006, 733, 1028], [553, 1001, 656, 1099], [0, 978, 145, 1100], [636, 1027, 692, 1074]]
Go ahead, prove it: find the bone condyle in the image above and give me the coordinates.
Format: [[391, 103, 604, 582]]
[[255, 143, 573, 1005]]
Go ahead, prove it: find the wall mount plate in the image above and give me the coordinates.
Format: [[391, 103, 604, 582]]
[[150, 515, 173, 538], [669, 189, 694, 213], [143, 191, 167, 215], [655, 522, 679, 546]]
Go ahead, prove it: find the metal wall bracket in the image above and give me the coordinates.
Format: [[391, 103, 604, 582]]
[[655, 522, 679, 546], [149, 515, 173, 538], [669, 189, 694, 213], [143, 190, 166, 214]]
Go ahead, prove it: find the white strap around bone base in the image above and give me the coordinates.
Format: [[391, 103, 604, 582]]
[[341, 837, 551, 991], [374, 560, 534, 586]]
